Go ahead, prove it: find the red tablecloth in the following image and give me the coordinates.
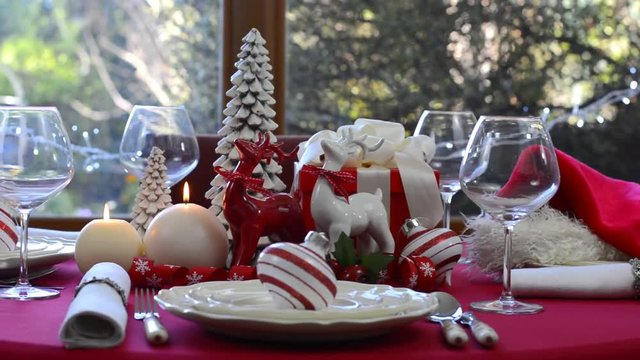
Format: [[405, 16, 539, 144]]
[[0, 259, 638, 360]]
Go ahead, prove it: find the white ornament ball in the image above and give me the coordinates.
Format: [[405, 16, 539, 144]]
[[75, 219, 143, 273], [257, 232, 337, 310], [400, 226, 462, 287], [143, 203, 228, 268]]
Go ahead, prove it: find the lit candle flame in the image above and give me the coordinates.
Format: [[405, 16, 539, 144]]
[[103, 203, 110, 220], [183, 182, 190, 204]]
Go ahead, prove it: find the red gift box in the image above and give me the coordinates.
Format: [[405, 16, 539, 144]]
[[296, 164, 439, 257]]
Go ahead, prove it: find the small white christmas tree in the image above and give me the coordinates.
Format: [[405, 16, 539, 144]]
[[206, 28, 286, 226], [131, 146, 173, 237]]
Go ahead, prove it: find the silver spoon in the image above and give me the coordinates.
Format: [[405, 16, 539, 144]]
[[428, 291, 468, 348], [459, 311, 499, 348]]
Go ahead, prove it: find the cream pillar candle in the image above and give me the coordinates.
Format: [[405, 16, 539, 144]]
[[144, 183, 228, 268], [75, 204, 143, 273]]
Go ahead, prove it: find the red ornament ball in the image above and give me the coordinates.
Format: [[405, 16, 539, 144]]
[[400, 227, 462, 287], [398, 256, 437, 292]]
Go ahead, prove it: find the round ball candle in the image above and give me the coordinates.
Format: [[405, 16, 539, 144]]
[[144, 182, 228, 268], [75, 204, 143, 273]]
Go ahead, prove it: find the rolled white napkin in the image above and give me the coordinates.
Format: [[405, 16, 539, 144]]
[[59, 262, 131, 349], [512, 262, 636, 299]]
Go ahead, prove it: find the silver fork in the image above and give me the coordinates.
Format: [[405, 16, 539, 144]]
[[134, 288, 169, 345]]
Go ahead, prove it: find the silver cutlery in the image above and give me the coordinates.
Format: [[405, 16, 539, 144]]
[[459, 311, 499, 348], [134, 288, 169, 345], [428, 291, 469, 347]]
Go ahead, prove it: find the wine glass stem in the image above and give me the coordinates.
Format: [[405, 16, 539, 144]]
[[17, 208, 33, 287], [441, 192, 456, 229], [500, 224, 515, 303]]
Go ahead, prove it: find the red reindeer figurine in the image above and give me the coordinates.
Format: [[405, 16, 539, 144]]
[[216, 135, 307, 266]]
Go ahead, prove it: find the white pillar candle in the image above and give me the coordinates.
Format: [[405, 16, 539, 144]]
[[75, 204, 143, 273], [143, 183, 228, 268]]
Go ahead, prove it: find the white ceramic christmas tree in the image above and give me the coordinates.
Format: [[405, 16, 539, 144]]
[[206, 28, 286, 226], [131, 146, 173, 237]]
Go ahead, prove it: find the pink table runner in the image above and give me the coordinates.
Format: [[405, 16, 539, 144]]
[[1, 259, 638, 360]]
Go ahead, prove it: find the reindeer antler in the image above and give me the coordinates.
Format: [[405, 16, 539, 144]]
[[255, 132, 298, 164], [336, 128, 384, 159], [256, 132, 270, 148], [233, 133, 274, 166], [337, 127, 355, 145], [215, 166, 272, 195], [266, 142, 299, 162]]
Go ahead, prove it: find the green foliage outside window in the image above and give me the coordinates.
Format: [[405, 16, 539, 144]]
[[287, 0, 640, 183], [0, 0, 221, 216]]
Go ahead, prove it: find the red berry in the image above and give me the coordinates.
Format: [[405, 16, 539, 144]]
[[326, 259, 342, 277], [339, 265, 369, 283]]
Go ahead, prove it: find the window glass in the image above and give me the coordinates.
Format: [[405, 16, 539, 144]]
[[0, 0, 221, 216], [286, 0, 640, 184]]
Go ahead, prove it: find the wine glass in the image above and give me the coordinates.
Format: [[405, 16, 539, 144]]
[[0, 106, 74, 300], [414, 110, 477, 228], [459, 116, 560, 314], [119, 105, 199, 186]]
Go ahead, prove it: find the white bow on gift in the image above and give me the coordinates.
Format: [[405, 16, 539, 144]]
[[296, 118, 444, 229]]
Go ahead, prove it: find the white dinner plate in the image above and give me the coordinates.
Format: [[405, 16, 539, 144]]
[[156, 280, 438, 342], [0, 237, 74, 278]]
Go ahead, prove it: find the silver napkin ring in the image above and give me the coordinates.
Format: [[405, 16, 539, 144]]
[[74, 277, 127, 307], [630, 258, 640, 299]]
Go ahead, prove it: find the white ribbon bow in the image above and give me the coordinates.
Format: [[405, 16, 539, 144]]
[[297, 119, 443, 229]]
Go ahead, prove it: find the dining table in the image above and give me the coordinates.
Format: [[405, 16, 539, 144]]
[[1, 257, 638, 360]]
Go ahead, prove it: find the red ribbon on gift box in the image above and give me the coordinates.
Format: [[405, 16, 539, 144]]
[[128, 257, 257, 289], [300, 166, 356, 202]]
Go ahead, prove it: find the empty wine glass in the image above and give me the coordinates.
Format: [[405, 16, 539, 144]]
[[459, 116, 560, 314], [414, 110, 477, 228], [0, 106, 74, 300], [119, 105, 199, 186]]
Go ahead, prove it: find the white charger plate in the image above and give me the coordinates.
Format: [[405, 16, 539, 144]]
[[156, 280, 438, 342], [0, 237, 74, 278]]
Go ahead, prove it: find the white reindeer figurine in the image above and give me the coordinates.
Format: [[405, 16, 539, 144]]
[[310, 131, 395, 256]]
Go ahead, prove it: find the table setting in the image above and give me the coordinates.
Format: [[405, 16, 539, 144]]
[[1, 28, 640, 360]]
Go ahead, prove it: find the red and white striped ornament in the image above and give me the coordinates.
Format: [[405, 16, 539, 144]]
[[257, 231, 337, 310], [400, 219, 462, 287], [0, 207, 18, 252]]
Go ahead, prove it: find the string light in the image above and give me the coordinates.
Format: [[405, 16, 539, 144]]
[[65, 68, 639, 171], [544, 85, 639, 131]]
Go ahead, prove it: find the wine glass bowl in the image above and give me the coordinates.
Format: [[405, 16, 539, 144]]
[[459, 116, 560, 314], [414, 110, 477, 228], [0, 106, 74, 300], [119, 105, 199, 186]]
